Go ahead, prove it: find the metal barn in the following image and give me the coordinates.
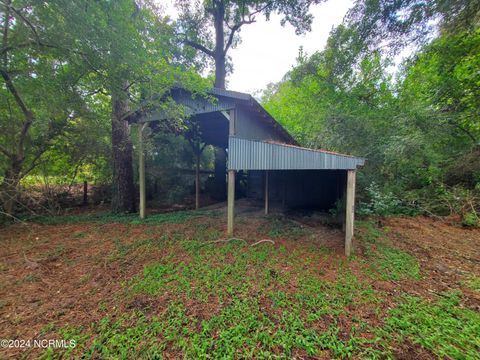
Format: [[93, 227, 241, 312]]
[[138, 88, 365, 256]]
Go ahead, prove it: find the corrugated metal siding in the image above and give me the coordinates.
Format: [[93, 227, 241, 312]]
[[235, 105, 288, 142], [228, 137, 365, 170]]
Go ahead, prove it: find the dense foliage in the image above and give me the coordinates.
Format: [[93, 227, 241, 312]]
[[0, 0, 206, 217], [263, 1, 480, 221]]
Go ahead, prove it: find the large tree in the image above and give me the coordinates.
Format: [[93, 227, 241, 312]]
[[0, 0, 204, 216], [176, 0, 325, 89], [45, 0, 203, 214], [0, 0, 95, 216]]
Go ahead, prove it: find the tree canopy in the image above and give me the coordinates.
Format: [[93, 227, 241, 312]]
[[0, 0, 206, 216], [263, 0, 480, 218]]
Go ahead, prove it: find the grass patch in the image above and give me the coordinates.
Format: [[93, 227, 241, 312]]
[[462, 274, 480, 292], [359, 221, 421, 281], [380, 291, 480, 359], [93, 244, 386, 359], [23, 209, 221, 225], [71, 230, 89, 239], [261, 216, 307, 240], [45, 245, 66, 262], [20, 215, 478, 359], [111, 237, 158, 259], [23, 273, 40, 283], [130, 241, 284, 302]]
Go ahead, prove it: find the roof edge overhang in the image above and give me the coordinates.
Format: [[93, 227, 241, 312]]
[[228, 137, 365, 171]]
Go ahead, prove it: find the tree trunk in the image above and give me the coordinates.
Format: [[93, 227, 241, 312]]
[[111, 88, 136, 213], [0, 160, 22, 216], [213, 1, 226, 89], [214, 53, 226, 89]]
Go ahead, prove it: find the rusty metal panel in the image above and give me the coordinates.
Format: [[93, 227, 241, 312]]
[[228, 137, 365, 170]]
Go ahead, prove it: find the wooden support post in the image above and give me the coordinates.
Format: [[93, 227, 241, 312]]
[[195, 152, 200, 210], [342, 178, 346, 232], [264, 170, 269, 215], [227, 170, 235, 236], [139, 123, 146, 219], [345, 170, 356, 256], [82, 180, 88, 206], [227, 108, 235, 236]]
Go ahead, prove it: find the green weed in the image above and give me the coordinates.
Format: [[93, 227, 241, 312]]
[[24, 209, 221, 225], [462, 274, 480, 292], [359, 221, 421, 281], [262, 216, 307, 240], [36, 217, 479, 359], [381, 291, 480, 359]]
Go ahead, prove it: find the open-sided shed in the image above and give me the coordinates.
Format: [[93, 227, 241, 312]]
[[138, 88, 365, 255]]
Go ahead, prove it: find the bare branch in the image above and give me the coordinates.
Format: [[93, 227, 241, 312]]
[[123, 81, 135, 92], [9, 4, 40, 44], [0, 41, 62, 56], [0, 69, 33, 124], [224, 19, 254, 55], [20, 115, 74, 178], [448, 118, 477, 144], [184, 38, 215, 57], [2, 0, 11, 65], [223, 4, 270, 55]]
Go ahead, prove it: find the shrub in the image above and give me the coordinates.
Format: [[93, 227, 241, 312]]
[[357, 182, 413, 216], [462, 211, 479, 227]]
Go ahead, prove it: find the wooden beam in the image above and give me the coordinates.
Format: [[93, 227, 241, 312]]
[[195, 152, 200, 210], [342, 176, 346, 232], [82, 180, 88, 206], [264, 170, 269, 215], [139, 123, 146, 219], [227, 108, 236, 236], [345, 170, 356, 256], [227, 170, 235, 236]]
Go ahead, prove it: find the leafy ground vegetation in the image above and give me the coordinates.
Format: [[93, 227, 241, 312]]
[[1, 209, 479, 359]]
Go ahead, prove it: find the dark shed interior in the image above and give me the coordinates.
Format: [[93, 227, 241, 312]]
[[247, 170, 346, 211]]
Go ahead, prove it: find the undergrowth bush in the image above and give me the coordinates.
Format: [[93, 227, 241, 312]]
[[405, 184, 480, 225], [358, 182, 479, 225], [357, 182, 415, 217]]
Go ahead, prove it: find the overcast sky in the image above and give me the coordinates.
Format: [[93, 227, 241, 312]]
[[163, 0, 353, 93]]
